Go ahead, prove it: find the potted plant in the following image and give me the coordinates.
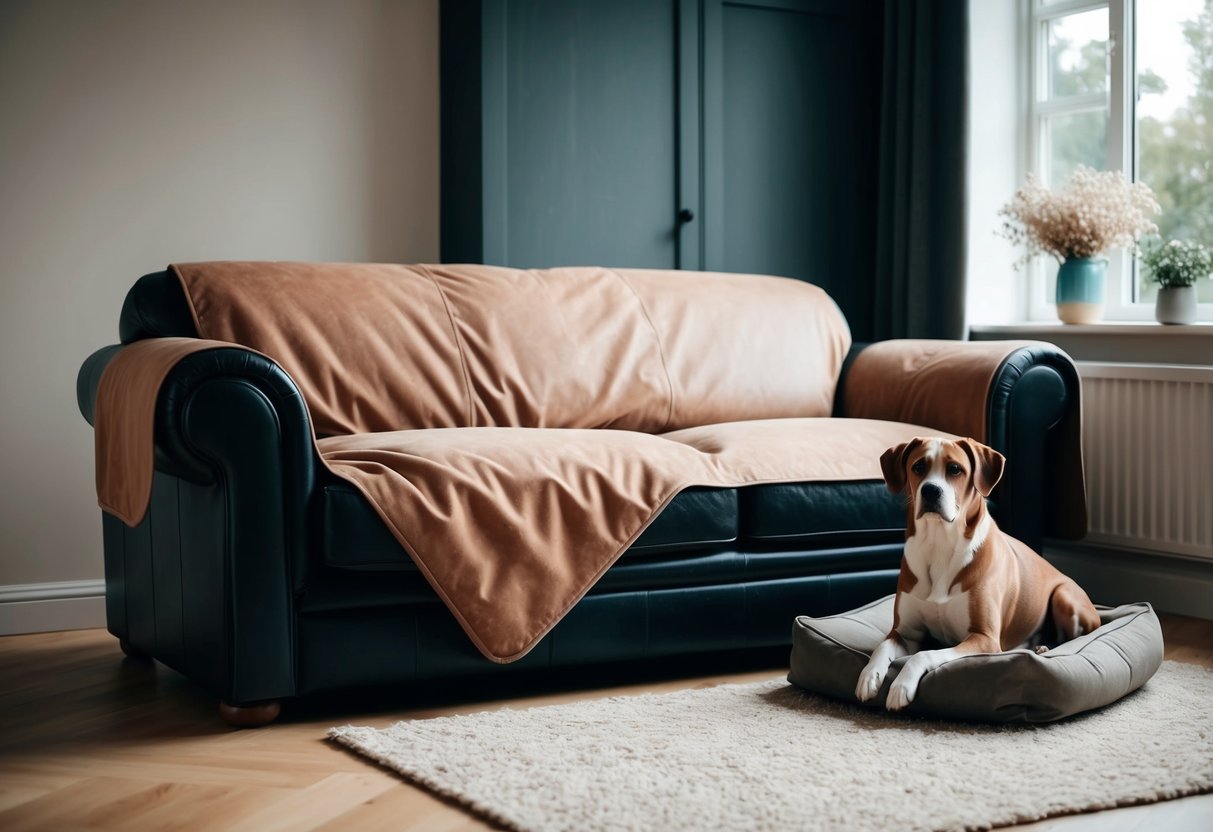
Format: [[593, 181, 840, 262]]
[[999, 166, 1160, 324], [1140, 239, 1212, 325]]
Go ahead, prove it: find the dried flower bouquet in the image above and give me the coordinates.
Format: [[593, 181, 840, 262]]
[[999, 166, 1160, 266]]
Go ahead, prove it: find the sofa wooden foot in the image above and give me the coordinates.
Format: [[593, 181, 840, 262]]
[[219, 700, 282, 728], [119, 639, 152, 662]]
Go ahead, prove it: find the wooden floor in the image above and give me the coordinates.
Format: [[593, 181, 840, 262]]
[[1, 616, 1211, 831]]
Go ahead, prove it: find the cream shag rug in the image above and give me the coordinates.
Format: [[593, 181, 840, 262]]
[[330, 661, 1213, 832]]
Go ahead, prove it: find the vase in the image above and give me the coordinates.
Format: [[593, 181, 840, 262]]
[[1155, 285, 1197, 325], [1055, 257, 1107, 324]]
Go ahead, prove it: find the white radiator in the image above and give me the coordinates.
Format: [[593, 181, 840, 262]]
[[1077, 362, 1213, 561]]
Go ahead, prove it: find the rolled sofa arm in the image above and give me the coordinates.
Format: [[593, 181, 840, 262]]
[[77, 342, 318, 705], [836, 339, 1086, 548], [79, 342, 317, 504]]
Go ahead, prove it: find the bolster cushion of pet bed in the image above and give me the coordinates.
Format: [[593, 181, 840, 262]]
[[788, 595, 1164, 723]]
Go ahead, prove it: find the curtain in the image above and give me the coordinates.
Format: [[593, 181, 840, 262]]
[[873, 0, 970, 341]]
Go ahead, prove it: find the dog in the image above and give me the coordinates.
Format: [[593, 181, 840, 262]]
[[855, 436, 1100, 711]]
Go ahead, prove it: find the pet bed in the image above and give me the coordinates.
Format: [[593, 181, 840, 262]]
[[788, 594, 1163, 722]]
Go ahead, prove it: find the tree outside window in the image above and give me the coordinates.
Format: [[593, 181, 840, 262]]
[[1138, 0, 1213, 302], [1032, 0, 1212, 314]]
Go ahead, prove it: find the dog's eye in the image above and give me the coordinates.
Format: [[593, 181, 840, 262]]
[[911, 460, 927, 476], [946, 462, 963, 477]]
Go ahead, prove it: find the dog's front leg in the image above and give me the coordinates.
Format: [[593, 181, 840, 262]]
[[856, 633, 915, 702], [886, 632, 1000, 711]]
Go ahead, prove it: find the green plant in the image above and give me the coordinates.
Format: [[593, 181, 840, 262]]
[[1140, 239, 1213, 288]]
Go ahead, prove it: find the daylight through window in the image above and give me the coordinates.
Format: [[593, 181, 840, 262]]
[[1030, 0, 1213, 318]]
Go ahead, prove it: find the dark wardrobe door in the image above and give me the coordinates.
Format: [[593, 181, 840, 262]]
[[441, 0, 880, 316], [703, 0, 880, 336], [442, 0, 688, 269]]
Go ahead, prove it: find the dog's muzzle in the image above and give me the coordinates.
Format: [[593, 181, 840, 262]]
[[918, 482, 948, 518]]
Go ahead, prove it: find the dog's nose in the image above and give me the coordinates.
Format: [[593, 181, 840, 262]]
[[921, 482, 942, 503]]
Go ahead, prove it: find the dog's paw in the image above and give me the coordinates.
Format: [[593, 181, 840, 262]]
[[886, 659, 929, 711], [855, 665, 885, 702], [886, 676, 918, 711]]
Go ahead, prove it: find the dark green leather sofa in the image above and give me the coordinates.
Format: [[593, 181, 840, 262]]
[[77, 268, 1084, 725]]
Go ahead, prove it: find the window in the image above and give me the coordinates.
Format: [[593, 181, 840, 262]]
[[1027, 0, 1213, 321]]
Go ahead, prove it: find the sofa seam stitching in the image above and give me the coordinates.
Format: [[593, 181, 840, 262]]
[[419, 265, 476, 426], [611, 268, 676, 432]]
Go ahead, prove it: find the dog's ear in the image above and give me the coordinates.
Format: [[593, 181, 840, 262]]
[[959, 438, 1005, 497], [880, 438, 922, 495]]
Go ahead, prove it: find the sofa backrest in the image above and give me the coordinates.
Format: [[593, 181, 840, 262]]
[[128, 263, 851, 436]]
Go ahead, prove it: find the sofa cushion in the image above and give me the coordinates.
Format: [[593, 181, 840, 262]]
[[168, 263, 851, 435], [323, 476, 912, 570], [318, 416, 940, 575], [302, 546, 903, 613], [314, 417, 940, 661], [323, 483, 740, 571], [741, 481, 905, 545]]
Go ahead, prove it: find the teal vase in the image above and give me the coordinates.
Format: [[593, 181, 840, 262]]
[[1055, 257, 1107, 324]]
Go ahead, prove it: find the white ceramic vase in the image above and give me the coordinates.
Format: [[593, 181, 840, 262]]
[[1155, 285, 1197, 325]]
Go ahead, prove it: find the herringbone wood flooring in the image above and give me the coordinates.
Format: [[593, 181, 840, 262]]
[[1, 615, 1210, 830]]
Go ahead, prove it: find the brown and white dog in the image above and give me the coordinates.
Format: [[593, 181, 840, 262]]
[[856, 436, 1100, 711]]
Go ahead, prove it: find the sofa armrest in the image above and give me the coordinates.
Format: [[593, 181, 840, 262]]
[[78, 345, 126, 426], [80, 341, 319, 577], [78, 342, 319, 704], [837, 339, 1086, 548]]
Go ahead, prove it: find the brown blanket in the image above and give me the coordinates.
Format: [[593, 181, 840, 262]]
[[94, 263, 1027, 662]]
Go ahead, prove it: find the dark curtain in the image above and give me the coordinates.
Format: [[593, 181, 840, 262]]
[[873, 0, 970, 341]]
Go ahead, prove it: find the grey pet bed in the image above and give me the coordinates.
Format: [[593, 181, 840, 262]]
[[788, 595, 1164, 723]]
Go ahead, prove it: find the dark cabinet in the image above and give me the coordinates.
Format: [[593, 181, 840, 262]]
[[441, 0, 686, 270], [441, 0, 880, 331]]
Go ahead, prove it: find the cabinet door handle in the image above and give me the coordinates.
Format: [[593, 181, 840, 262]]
[[677, 208, 695, 224]]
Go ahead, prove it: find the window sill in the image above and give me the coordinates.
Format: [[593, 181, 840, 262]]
[[969, 322, 1213, 364]]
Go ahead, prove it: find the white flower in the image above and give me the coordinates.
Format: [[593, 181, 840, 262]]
[[997, 166, 1161, 268]]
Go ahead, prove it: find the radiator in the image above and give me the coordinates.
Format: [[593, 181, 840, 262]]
[[1077, 362, 1213, 561]]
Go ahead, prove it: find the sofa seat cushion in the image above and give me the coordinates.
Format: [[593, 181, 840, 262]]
[[302, 544, 903, 614], [323, 483, 740, 570], [320, 417, 940, 574], [324, 478, 908, 575], [315, 418, 944, 661], [741, 481, 905, 545]]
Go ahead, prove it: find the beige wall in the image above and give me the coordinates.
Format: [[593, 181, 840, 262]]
[[0, 1, 439, 599]]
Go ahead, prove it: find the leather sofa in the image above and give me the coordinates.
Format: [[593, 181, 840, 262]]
[[77, 264, 1085, 726]]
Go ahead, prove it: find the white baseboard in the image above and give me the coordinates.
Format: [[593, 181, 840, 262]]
[[0, 580, 107, 635], [1044, 543, 1213, 621]]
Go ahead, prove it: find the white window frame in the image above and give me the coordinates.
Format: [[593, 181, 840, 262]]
[[1025, 0, 1213, 322]]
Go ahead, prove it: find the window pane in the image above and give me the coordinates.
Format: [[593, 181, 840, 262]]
[[1045, 109, 1108, 186], [1048, 8, 1109, 99], [1137, 0, 1213, 303]]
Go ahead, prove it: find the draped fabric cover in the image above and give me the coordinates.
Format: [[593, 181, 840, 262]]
[[96, 263, 965, 662], [174, 262, 851, 435]]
